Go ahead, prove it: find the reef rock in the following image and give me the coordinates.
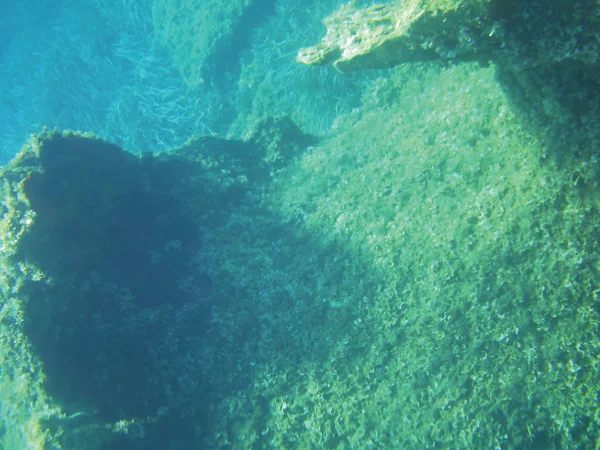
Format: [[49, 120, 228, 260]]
[[298, 0, 600, 160], [0, 118, 314, 449], [297, 0, 497, 72]]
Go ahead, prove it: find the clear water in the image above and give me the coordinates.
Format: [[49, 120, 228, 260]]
[[0, 1, 599, 449]]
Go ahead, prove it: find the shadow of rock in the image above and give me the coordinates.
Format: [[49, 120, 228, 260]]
[[492, 0, 600, 161], [0, 118, 317, 449]]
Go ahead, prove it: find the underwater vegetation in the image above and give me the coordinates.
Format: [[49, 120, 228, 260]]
[[0, 0, 599, 449]]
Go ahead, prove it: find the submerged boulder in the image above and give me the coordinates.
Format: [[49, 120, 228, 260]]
[[0, 118, 314, 449], [298, 0, 600, 159], [297, 0, 600, 73]]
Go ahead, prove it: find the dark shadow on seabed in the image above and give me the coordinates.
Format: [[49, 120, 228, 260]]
[[7, 122, 355, 449], [17, 133, 205, 448]]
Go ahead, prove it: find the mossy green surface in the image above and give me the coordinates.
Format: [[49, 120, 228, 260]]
[[201, 62, 600, 448], [152, 0, 258, 88], [0, 137, 69, 449], [1, 4, 599, 449], [0, 124, 318, 449]]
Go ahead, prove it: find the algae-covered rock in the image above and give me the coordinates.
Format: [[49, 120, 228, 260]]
[[152, 0, 274, 87], [298, 0, 600, 159], [0, 130, 204, 448], [297, 0, 600, 75], [0, 122, 314, 448], [246, 62, 600, 450], [297, 0, 498, 72]]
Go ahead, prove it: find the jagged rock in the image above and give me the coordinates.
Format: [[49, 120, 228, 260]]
[[297, 0, 498, 72]]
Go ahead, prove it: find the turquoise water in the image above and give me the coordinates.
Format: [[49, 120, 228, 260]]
[[0, 0, 224, 164], [0, 0, 364, 165], [0, 1, 599, 449]]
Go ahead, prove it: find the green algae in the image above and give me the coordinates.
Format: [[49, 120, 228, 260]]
[[152, 0, 274, 89], [0, 137, 67, 449], [206, 62, 600, 448], [1, 2, 599, 449]]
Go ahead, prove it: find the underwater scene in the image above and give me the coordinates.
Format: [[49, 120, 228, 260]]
[[0, 0, 599, 449]]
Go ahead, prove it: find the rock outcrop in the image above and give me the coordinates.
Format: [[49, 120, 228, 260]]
[[297, 0, 498, 72], [298, 0, 600, 158], [0, 118, 314, 449], [153, 0, 276, 88]]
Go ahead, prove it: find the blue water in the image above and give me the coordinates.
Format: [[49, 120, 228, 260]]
[[0, 0, 365, 166], [0, 0, 216, 164]]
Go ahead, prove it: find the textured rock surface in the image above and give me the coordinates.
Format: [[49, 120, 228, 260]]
[[297, 0, 600, 158], [152, 0, 274, 88], [0, 121, 313, 449], [492, 0, 600, 159], [297, 0, 599, 75], [297, 0, 497, 72]]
